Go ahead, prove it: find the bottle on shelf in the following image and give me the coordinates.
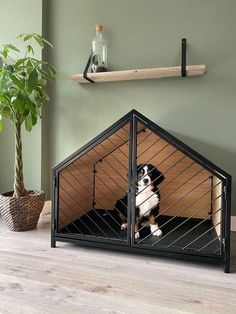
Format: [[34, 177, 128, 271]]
[[91, 24, 107, 73]]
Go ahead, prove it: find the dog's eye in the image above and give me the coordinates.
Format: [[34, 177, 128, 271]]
[[138, 169, 144, 178]]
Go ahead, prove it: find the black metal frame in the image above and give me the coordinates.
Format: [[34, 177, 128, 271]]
[[51, 109, 231, 273]]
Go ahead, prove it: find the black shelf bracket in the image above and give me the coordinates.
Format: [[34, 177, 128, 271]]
[[83, 53, 95, 83], [83, 38, 187, 82], [181, 38, 187, 77]]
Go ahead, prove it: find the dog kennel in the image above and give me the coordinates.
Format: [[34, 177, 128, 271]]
[[51, 110, 231, 272]]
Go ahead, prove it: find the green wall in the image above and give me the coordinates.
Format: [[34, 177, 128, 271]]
[[0, 0, 42, 193], [1, 0, 235, 215], [43, 0, 235, 214]]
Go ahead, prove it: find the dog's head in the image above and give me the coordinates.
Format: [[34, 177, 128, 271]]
[[137, 164, 165, 188]]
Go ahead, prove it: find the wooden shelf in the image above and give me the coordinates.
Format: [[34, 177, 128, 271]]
[[69, 64, 206, 84]]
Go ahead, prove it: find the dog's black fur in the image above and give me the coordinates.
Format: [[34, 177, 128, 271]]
[[114, 164, 165, 236]]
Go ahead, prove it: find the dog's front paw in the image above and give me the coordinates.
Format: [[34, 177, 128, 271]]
[[135, 232, 140, 239], [153, 228, 162, 237], [121, 223, 128, 230]]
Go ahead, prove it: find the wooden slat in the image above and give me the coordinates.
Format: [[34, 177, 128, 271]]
[[212, 177, 222, 237], [70, 65, 206, 84]]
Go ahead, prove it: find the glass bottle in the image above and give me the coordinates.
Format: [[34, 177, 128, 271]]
[[91, 24, 107, 73]]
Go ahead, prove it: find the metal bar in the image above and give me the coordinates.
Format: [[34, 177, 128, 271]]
[[137, 142, 170, 172], [73, 160, 128, 210], [224, 177, 232, 273], [137, 137, 162, 159], [183, 221, 222, 250], [95, 140, 129, 173], [92, 164, 96, 207], [214, 248, 220, 254], [136, 129, 153, 148], [68, 163, 129, 229], [181, 38, 187, 77], [94, 125, 145, 163], [136, 155, 187, 198], [59, 194, 96, 236], [83, 53, 95, 83], [164, 190, 221, 247], [137, 175, 212, 237], [58, 198, 84, 233], [198, 235, 220, 252], [209, 176, 213, 215], [129, 116, 136, 245], [151, 196, 219, 247], [58, 216, 74, 234], [60, 182, 110, 238], [62, 171, 123, 239], [58, 202, 83, 235], [137, 176, 215, 243], [137, 160, 197, 215], [83, 151, 128, 190], [111, 132, 129, 157], [137, 148, 178, 183], [90, 147, 128, 186]]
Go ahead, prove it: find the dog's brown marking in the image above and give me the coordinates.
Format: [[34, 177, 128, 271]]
[[149, 214, 158, 226], [119, 212, 126, 224]]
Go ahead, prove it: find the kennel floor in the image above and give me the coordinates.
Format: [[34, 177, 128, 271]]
[[59, 209, 221, 254]]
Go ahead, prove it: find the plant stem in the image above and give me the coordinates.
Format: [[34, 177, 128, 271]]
[[13, 112, 27, 197]]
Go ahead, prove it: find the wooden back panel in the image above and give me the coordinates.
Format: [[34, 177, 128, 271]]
[[212, 177, 222, 237], [58, 122, 217, 230], [58, 122, 130, 229]]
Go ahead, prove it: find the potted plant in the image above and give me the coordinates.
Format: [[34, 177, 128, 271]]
[[0, 33, 56, 231]]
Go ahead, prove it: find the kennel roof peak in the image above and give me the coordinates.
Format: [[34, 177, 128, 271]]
[[53, 109, 231, 182]]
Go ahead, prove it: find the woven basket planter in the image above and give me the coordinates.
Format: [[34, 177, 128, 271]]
[[0, 190, 45, 231]]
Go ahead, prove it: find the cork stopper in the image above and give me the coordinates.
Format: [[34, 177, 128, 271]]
[[95, 24, 103, 32]]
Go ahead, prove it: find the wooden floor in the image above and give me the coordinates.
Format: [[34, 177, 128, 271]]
[[0, 215, 236, 314]]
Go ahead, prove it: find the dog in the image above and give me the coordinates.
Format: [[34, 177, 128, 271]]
[[114, 164, 165, 239]]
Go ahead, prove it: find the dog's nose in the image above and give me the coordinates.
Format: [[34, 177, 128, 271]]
[[143, 179, 149, 184]]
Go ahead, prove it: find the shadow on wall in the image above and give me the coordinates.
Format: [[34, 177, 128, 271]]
[[170, 131, 235, 215]]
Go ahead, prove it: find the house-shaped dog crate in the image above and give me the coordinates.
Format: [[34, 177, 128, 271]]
[[51, 110, 231, 272]]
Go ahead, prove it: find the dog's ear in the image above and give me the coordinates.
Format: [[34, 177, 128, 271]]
[[152, 167, 165, 185]]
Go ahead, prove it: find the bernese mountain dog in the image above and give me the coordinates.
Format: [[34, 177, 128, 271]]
[[114, 164, 165, 239]]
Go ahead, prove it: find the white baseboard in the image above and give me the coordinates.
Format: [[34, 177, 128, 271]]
[[231, 216, 236, 232]]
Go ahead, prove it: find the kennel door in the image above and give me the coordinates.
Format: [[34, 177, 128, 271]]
[[56, 120, 132, 245], [132, 118, 223, 257]]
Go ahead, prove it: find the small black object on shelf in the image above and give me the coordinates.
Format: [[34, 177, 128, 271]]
[[82, 38, 188, 83]]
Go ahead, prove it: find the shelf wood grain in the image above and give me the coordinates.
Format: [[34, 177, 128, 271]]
[[69, 64, 206, 84]]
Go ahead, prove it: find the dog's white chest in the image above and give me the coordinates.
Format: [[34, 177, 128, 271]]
[[136, 188, 159, 217]]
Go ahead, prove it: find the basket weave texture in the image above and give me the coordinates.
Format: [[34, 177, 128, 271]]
[[0, 190, 45, 231]]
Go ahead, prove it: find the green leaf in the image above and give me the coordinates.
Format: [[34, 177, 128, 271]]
[[34, 35, 44, 47], [27, 68, 38, 92], [25, 98, 37, 116], [42, 38, 54, 48], [0, 71, 9, 91], [27, 45, 34, 55], [41, 89, 50, 101], [31, 113, 37, 126], [9, 73, 24, 90], [12, 94, 25, 114], [15, 58, 28, 67], [0, 47, 9, 58], [48, 64, 56, 79], [23, 34, 33, 42], [4, 44, 20, 52], [25, 113, 32, 131], [0, 113, 2, 132], [1, 106, 13, 120]]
